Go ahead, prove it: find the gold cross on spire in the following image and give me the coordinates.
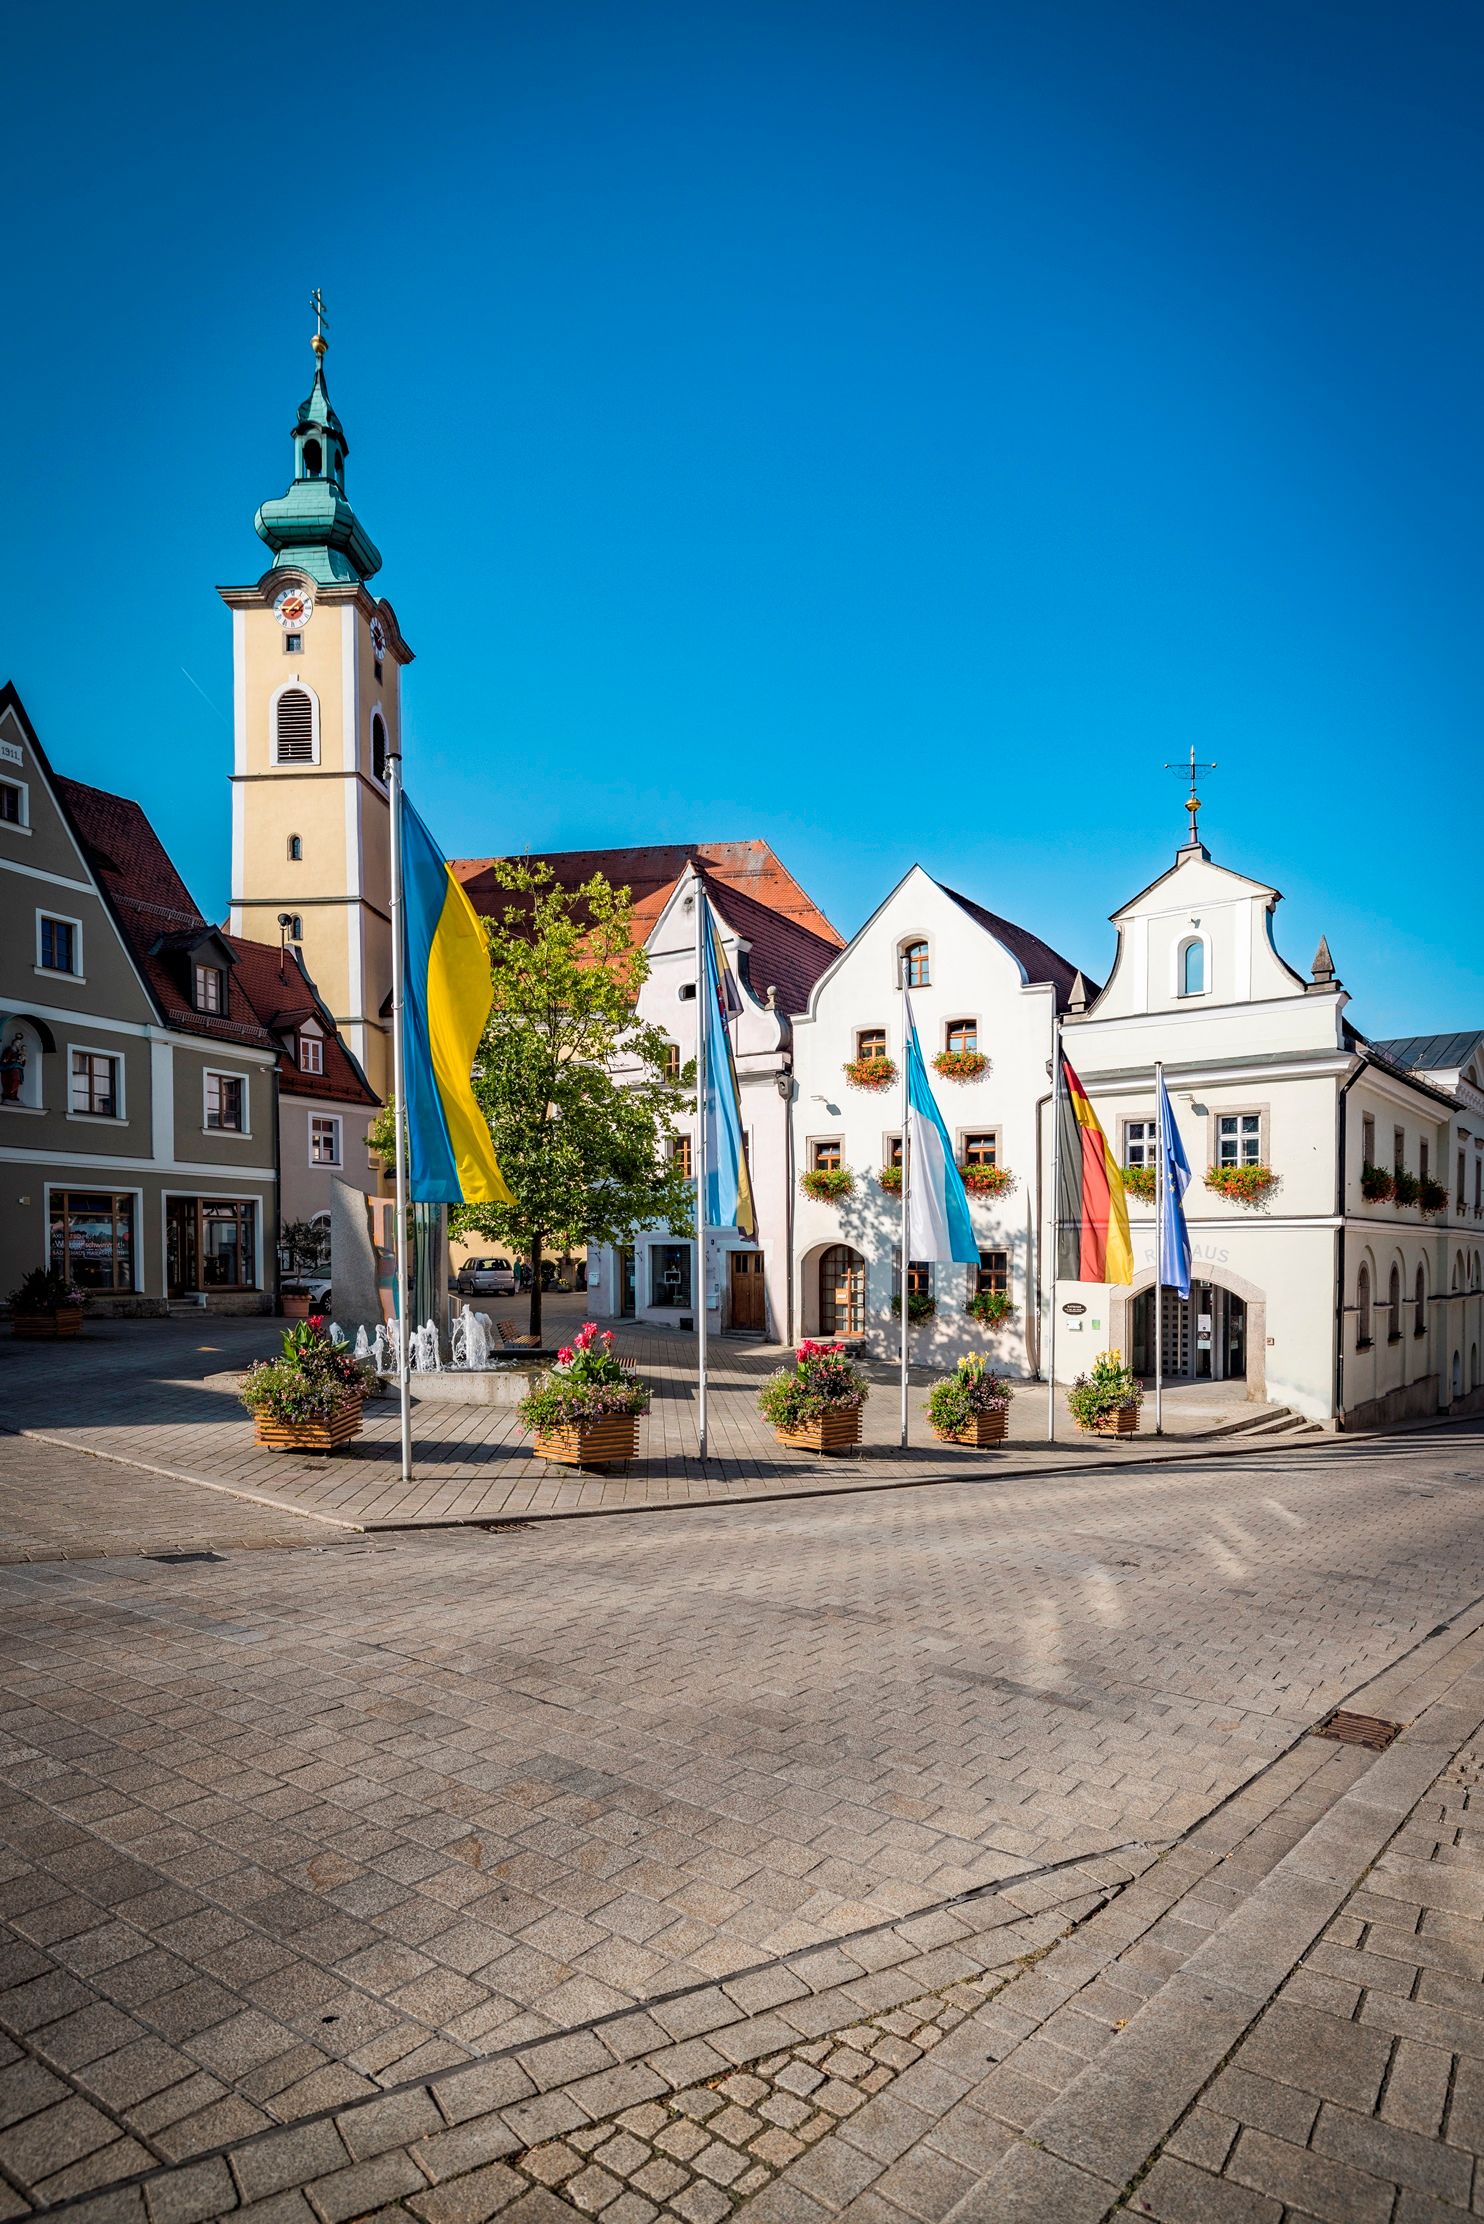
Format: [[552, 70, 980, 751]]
[[310, 287, 329, 359], [1163, 744, 1217, 848]]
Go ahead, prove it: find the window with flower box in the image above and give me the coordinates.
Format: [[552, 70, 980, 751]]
[[945, 1021, 977, 1056], [1124, 1119, 1156, 1167], [1215, 1113, 1262, 1167], [857, 1027, 887, 1062], [813, 1139, 842, 1173], [962, 1133, 998, 1166], [976, 1249, 1008, 1295]]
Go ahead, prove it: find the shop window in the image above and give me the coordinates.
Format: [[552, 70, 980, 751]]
[[50, 1190, 135, 1290]]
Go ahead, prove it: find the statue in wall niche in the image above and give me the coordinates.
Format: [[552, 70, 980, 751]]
[[1, 1032, 26, 1104]]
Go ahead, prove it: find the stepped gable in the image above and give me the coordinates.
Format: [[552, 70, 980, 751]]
[[941, 885, 1091, 1010], [56, 776, 374, 1102], [452, 839, 844, 1014]]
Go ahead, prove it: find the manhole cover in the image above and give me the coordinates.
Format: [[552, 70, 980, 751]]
[[1314, 1710, 1402, 1751]]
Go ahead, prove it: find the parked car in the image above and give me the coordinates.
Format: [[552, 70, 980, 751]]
[[455, 1256, 517, 1296], [281, 1275, 333, 1318]]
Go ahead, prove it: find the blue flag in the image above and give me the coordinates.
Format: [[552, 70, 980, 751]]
[[905, 997, 979, 1265], [700, 895, 756, 1237], [1156, 1068, 1192, 1299]]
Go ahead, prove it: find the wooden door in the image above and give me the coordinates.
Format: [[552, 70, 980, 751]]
[[819, 1246, 864, 1336], [728, 1251, 766, 1331]]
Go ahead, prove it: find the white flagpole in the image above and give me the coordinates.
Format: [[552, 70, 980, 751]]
[[1046, 1022, 1063, 1442], [694, 877, 709, 1462], [899, 961, 910, 1450], [386, 747, 413, 1484], [1154, 1061, 1165, 1437]]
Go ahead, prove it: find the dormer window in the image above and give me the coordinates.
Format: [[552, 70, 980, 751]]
[[298, 1033, 323, 1075], [194, 963, 225, 1015]]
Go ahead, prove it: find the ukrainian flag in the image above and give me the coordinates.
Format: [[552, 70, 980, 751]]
[[400, 794, 514, 1205]]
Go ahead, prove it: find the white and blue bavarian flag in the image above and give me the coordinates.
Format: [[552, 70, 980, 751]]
[[904, 995, 979, 1265], [1156, 1067, 1193, 1299]]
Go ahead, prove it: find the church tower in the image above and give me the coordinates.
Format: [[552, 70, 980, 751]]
[[220, 303, 411, 1100]]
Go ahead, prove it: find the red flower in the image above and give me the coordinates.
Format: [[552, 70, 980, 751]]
[[557, 1345, 574, 1365]]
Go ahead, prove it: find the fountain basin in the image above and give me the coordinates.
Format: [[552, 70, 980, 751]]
[[406, 1362, 546, 1406]]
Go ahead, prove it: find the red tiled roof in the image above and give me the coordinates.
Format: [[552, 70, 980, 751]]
[[55, 776, 376, 1105], [451, 840, 844, 1015]]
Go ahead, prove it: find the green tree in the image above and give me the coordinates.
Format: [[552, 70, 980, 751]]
[[451, 861, 693, 1340]]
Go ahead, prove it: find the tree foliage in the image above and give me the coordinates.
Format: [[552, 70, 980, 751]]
[[452, 861, 693, 1335]]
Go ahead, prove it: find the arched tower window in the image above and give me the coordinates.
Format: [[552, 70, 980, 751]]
[[371, 712, 388, 786], [284, 914, 303, 942], [1178, 936, 1206, 997], [287, 835, 302, 862], [303, 437, 323, 477], [273, 687, 317, 766], [1356, 1262, 1372, 1348]]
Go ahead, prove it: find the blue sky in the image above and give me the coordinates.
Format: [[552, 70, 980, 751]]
[[3, 0, 1480, 1033]]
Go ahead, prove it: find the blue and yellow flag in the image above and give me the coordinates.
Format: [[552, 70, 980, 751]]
[[399, 794, 514, 1206], [701, 895, 756, 1237]]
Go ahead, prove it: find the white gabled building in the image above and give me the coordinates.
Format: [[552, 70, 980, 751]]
[[787, 865, 1083, 1370], [1041, 831, 1484, 1428]]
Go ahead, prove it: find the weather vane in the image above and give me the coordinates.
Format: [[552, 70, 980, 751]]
[[310, 287, 329, 359], [1164, 745, 1217, 847]]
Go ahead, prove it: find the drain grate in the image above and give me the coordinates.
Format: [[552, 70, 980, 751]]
[[1314, 1710, 1403, 1751], [146, 1550, 226, 1565]]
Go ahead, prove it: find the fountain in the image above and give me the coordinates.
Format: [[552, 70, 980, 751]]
[[450, 1304, 495, 1370]]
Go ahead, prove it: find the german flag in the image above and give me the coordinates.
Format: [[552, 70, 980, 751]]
[[1057, 1057, 1133, 1284]]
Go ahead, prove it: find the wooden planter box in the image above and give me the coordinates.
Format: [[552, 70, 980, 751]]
[[11, 1308, 84, 1339], [932, 1408, 1008, 1447], [1083, 1405, 1141, 1437], [774, 1407, 863, 1454], [254, 1395, 363, 1454], [532, 1414, 639, 1468]]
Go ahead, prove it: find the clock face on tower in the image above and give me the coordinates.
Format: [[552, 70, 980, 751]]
[[369, 615, 387, 661], [273, 585, 315, 631]]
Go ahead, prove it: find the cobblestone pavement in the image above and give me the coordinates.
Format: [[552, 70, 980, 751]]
[[0, 1421, 1482, 2215], [0, 1314, 1323, 1544]]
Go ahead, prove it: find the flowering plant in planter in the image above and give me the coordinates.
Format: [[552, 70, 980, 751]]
[[800, 1167, 855, 1205], [1066, 1350, 1143, 1432], [932, 1050, 988, 1083], [1420, 1176, 1448, 1216], [927, 1356, 1013, 1437], [965, 1288, 1017, 1329], [1391, 1169, 1422, 1208], [239, 1318, 377, 1426], [959, 1163, 1016, 1198], [8, 1268, 85, 1313], [890, 1290, 937, 1324], [757, 1340, 868, 1430], [1204, 1165, 1278, 1206], [517, 1322, 650, 1433], [844, 1055, 897, 1092], [1360, 1163, 1394, 1204], [1121, 1165, 1157, 1204], [876, 1164, 903, 1194]]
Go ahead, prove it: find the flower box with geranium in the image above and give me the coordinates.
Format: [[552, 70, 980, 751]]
[[239, 1318, 377, 1452], [518, 1322, 650, 1467], [1122, 1165, 1157, 1204], [877, 1164, 903, 1195], [800, 1167, 855, 1206], [965, 1288, 1017, 1330], [758, 1339, 868, 1452], [927, 1355, 1013, 1446], [8, 1268, 85, 1340], [1204, 1165, 1278, 1207], [1420, 1176, 1448, 1216], [1067, 1350, 1142, 1435], [844, 1055, 897, 1092], [1360, 1163, 1394, 1204], [1391, 1169, 1421, 1208], [933, 1050, 988, 1084], [959, 1163, 1016, 1198], [890, 1290, 937, 1325]]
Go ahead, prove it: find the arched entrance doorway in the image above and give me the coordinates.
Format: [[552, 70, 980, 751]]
[[819, 1245, 865, 1337], [1131, 1280, 1247, 1383], [1114, 1265, 1266, 1401]]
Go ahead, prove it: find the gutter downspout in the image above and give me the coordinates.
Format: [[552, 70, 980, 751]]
[[778, 1063, 795, 1346], [1334, 1052, 1368, 1426], [1031, 1085, 1051, 1379], [270, 1056, 284, 1316]]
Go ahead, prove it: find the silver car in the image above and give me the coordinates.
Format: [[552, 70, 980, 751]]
[[455, 1256, 517, 1296]]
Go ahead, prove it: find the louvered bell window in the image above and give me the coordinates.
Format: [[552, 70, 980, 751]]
[[274, 689, 315, 765]]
